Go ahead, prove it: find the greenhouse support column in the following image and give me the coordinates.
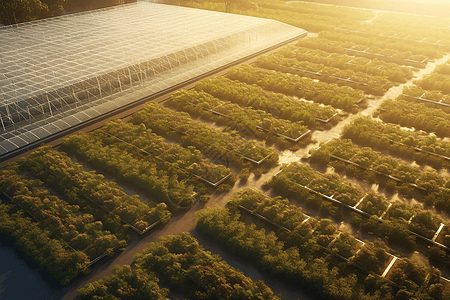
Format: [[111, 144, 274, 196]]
[[127, 67, 133, 88], [118, 75, 123, 92], [164, 55, 173, 74], [5, 105, 13, 124], [138, 63, 145, 87], [96, 77, 102, 99], [72, 89, 81, 111], [0, 115, 6, 132], [47, 95, 53, 117], [27, 106, 32, 120]]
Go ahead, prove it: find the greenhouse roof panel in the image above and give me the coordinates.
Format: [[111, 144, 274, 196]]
[[0, 1, 307, 159]]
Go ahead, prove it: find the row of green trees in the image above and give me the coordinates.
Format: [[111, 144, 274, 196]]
[[227, 189, 381, 262], [376, 99, 450, 138], [402, 85, 450, 107], [416, 73, 450, 96], [101, 120, 232, 184], [169, 89, 311, 149], [256, 0, 374, 22], [17, 146, 171, 233], [130, 102, 278, 170], [309, 139, 450, 215], [0, 167, 127, 259], [225, 64, 365, 112], [320, 30, 443, 60], [311, 139, 448, 190], [62, 120, 235, 204], [62, 131, 198, 207], [342, 116, 450, 170], [270, 162, 363, 206], [266, 163, 448, 249], [196, 202, 445, 299], [77, 265, 169, 300], [195, 76, 339, 127], [79, 233, 280, 299], [276, 44, 413, 83], [0, 202, 90, 285], [0, 0, 134, 25], [340, 12, 450, 51], [134, 233, 280, 300], [182, 0, 375, 32], [228, 188, 307, 229], [295, 37, 428, 67], [256, 52, 393, 95], [436, 61, 450, 76]]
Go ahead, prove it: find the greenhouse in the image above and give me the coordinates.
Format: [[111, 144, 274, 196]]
[[0, 1, 307, 159]]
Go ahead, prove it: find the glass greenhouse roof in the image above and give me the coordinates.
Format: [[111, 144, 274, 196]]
[[0, 1, 307, 159]]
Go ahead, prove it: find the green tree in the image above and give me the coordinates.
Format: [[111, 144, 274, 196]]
[[0, 0, 48, 25]]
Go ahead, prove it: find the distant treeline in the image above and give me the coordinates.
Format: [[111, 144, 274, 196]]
[[301, 0, 450, 18], [0, 0, 136, 25]]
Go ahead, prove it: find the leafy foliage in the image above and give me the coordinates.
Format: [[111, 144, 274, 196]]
[[296, 37, 429, 68], [134, 233, 280, 300], [228, 188, 307, 230], [17, 146, 171, 232], [130, 102, 278, 169], [196, 76, 338, 126], [256, 52, 394, 95], [0, 167, 127, 259], [168, 89, 311, 149], [320, 30, 442, 60], [275, 44, 413, 83], [376, 99, 450, 138], [342, 116, 450, 169], [226, 64, 364, 112], [77, 265, 169, 300], [62, 120, 234, 206], [195, 204, 412, 300], [0, 203, 89, 285]]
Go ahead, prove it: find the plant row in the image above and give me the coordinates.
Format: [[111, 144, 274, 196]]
[[0, 202, 90, 285], [256, 0, 374, 22], [309, 139, 450, 215], [78, 233, 281, 299], [130, 102, 278, 169], [375, 98, 450, 138], [435, 61, 450, 76], [63, 120, 235, 204], [256, 52, 394, 95], [183, 0, 374, 32], [401, 85, 450, 110], [168, 89, 311, 149], [342, 116, 450, 170], [77, 265, 169, 300], [416, 72, 450, 96], [195, 76, 338, 127], [227, 189, 383, 263], [266, 163, 447, 246], [276, 44, 414, 83], [196, 201, 445, 300], [295, 37, 429, 67], [228, 188, 307, 229], [320, 30, 443, 60], [342, 13, 450, 52], [0, 167, 127, 259], [245, 7, 334, 32], [225, 64, 365, 112], [17, 146, 171, 233], [101, 120, 233, 184]]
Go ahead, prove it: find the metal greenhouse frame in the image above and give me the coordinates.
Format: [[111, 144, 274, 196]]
[[0, 1, 307, 158]]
